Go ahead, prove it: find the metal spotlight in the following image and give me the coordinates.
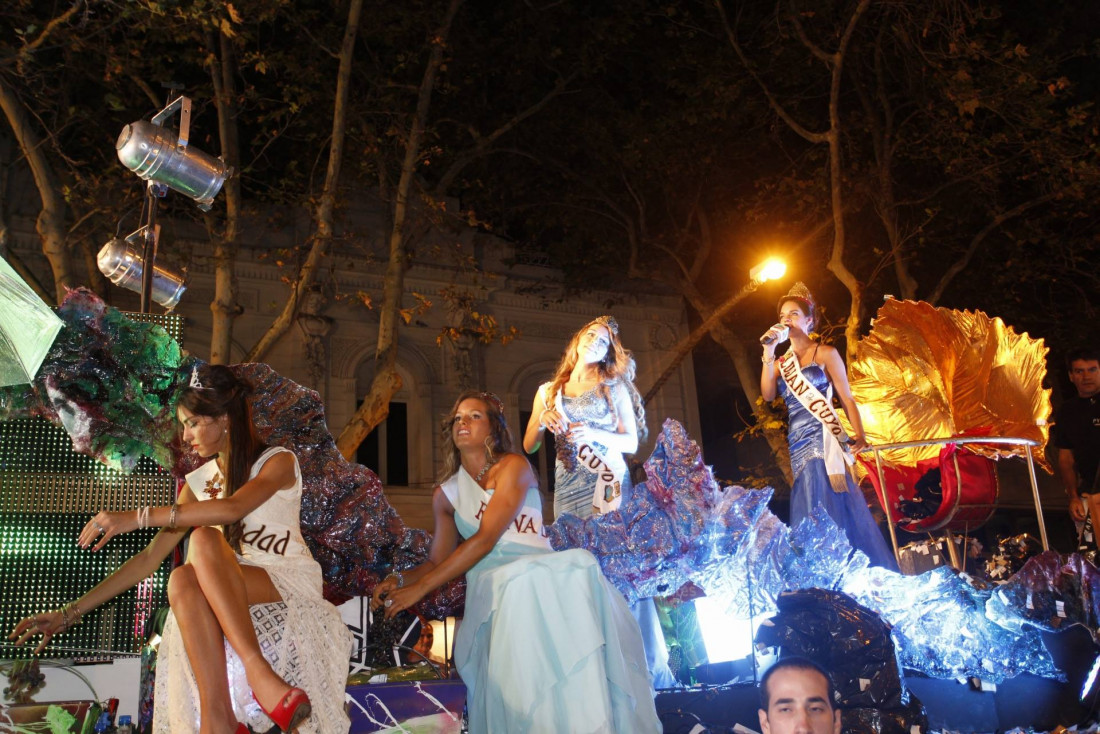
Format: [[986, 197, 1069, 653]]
[[115, 97, 230, 211], [96, 227, 187, 309]]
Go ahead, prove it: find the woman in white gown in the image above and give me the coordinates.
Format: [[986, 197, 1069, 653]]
[[373, 390, 660, 733], [8, 364, 350, 734]]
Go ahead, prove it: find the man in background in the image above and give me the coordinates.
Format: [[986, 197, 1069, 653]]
[[758, 656, 841, 734], [1053, 348, 1100, 552]]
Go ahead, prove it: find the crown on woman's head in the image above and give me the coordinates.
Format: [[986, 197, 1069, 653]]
[[189, 366, 210, 390], [780, 281, 816, 309], [593, 315, 619, 335], [476, 391, 505, 416]]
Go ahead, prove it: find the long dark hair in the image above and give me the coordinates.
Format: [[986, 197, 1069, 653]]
[[438, 390, 514, 483], [178, 364, 266, 551]]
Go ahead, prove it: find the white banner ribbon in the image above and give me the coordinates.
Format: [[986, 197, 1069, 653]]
[[777, 353, 853, 493]]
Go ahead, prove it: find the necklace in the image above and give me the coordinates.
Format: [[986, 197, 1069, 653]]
[[203, 473, 224, 499], [474, 459, 496, 484]]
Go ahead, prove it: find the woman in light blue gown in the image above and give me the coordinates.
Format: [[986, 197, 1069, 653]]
[[523, 316, 678, 689], [761, 284, 896, 570], [373, 390, 660, 734]]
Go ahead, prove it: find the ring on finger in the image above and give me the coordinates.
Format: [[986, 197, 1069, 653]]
[[93, 520, 104, 532], [384, 599, 394, 608]]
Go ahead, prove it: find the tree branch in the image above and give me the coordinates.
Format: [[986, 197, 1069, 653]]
[[715, 0, 828, 144]]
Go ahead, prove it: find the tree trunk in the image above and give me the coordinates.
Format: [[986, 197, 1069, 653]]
[[207, 29, 243, 365], [0, 77, 72, 302], [335, 0, 465, 459], [246, 0, 364, 363], [822, 0, 873, 362]]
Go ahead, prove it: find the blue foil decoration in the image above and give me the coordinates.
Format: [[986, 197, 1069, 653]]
[[551, 418, 1065, 683]]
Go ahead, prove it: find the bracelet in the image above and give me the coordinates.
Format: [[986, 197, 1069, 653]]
[[167, 503, 179, 530], [59, 602, 83, 631], [762, 355, 775, 365], [387, 571, 405, 588], [136, 506, 150, 530]]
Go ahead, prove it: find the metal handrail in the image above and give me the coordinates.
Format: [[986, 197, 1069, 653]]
[[856, 436, 1047, 564]]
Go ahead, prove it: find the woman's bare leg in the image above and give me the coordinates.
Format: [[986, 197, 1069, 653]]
[[186, 527, 292, 712], [167, 563, 237, 734]]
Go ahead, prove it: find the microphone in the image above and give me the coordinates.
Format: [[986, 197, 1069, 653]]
[[760, 324, 790, 346]]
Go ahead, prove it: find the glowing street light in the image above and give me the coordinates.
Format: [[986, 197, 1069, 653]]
[[749, 258, 786, 284]]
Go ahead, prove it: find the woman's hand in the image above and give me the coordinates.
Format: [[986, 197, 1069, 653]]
[[370, 575, 399, 611], [8, 610, 68, 655], [377, 582, 428, 619], [566, 421, 591, 444], [540, 408, 566, 435], [848, 435, 869, 453], [79, 510, 138, 551]]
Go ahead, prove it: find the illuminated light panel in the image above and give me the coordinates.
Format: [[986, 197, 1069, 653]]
[[0, 311, 181, 661]]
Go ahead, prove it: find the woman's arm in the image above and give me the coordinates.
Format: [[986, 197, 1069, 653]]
[[378, 453, 534, 617], [523, 384, 554, 453], [821, 345, 868, 452], [761, 338, 780, 401], [568, 382, 638, 455], [82, 451, 298, 551], [371, 486, 462, 606], [9, 487, 194, 653]]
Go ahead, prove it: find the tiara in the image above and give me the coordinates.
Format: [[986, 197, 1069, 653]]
[[476, 391, 506, 416], [593, 315, 619, 335], [189, 366, 209, 390], [780, 282, 815, 307]]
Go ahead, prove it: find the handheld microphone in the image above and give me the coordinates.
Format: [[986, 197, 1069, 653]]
[[760, 324, 790, 346]]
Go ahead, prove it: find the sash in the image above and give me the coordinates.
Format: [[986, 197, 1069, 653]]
[[555, 388, 624, 515], [440, 469, 550, 549], [777, 353, 853, 493]]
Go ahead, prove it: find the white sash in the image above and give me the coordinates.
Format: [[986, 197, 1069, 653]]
[[555, 388, 624, 515], [440, 469, 550, 549], [777, 353, 853, 493]]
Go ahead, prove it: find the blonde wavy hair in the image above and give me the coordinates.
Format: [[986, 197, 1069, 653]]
[[545, 316, 647, 443]]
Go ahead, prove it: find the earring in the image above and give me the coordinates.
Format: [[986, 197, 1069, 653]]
[[483, 436, 495, 463]]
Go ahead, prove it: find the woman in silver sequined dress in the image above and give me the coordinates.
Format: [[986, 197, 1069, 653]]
[[523, 317, 679, 690], [523, 316, 646, 519]]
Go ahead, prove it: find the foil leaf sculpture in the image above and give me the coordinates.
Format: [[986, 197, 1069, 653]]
[[848, 299, 1052, 470]]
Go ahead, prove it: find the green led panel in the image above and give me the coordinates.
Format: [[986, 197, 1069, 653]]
[[122, 310, 184, 345], [0, 311, 181, 660], [0, 514, 167, 660]]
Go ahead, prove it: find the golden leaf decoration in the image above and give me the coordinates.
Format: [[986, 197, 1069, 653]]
[[849, 299, 1051, 471]]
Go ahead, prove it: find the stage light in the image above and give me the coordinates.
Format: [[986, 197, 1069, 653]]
[[115, 97, 229, 211], [695, 596, 770, 664], [96, 230, 187, 309], [750, 258, 787, 284]]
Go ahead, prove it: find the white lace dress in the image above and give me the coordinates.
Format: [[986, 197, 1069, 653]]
[[153, 447, 352, 733]]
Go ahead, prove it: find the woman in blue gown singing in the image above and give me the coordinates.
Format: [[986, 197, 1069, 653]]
[[372, 390, 660, 733], [760, 284, 896, 569]]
